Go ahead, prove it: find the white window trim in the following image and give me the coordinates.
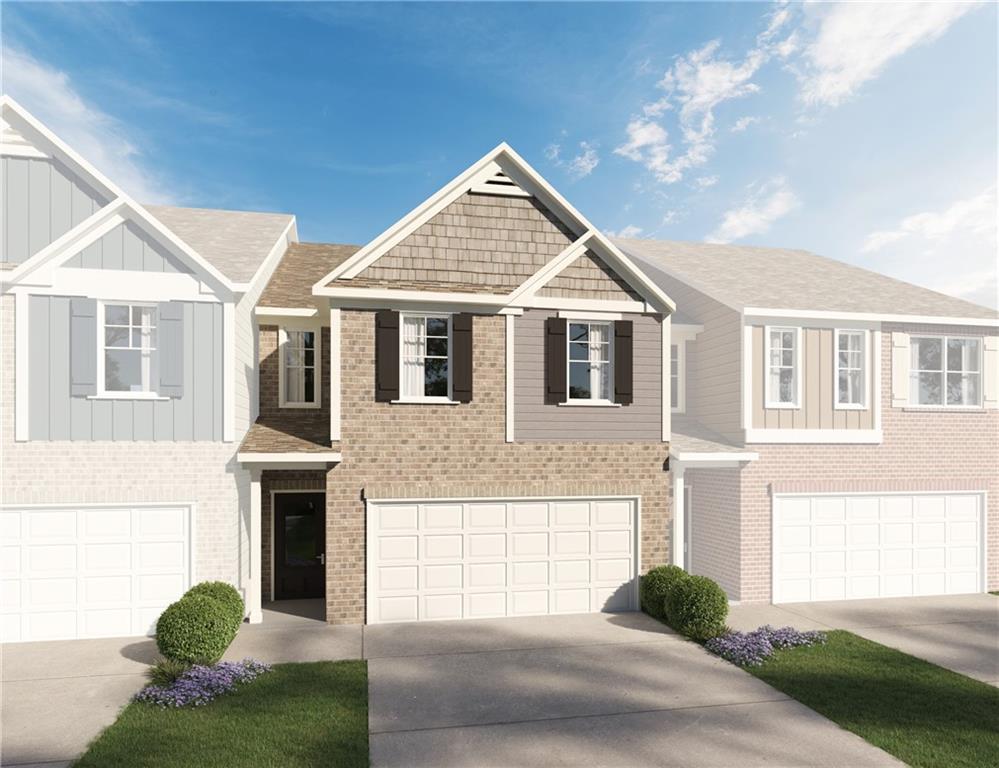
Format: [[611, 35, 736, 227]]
[[397, 312, 455, 404], [908, 334, 984, 409], [278, 325, 321, 409], [834, 328, 869, 411], [764, 325, 801, 409], [96, 299, 159, 399], [566, 320, 614, 404], [671, 341, 686, 414]]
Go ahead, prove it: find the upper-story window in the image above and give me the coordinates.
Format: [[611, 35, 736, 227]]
[[280, 328, 320, 408], [766, 326, 800, 408], [835, 330, 867, 409], [670, 344, 679, 410], [568, 321, 612, 402], [401, 314, 451, 400], [101, 303, 157, 394], [910, 335, 981, 407]]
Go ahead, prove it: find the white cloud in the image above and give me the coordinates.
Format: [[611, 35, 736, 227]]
[[693, 175, 718, 189], [607, 224, 643, 239], [613, 118, 673, 179], [731, 115, 760, 133], [544, 143, 561, 163], [2, 47, 176, 203], [798, 2, 980, 107], [567, 141, 599, 179], [661, 209, 681, 226], [859, 186, 997, 308], [706, 176, 799, 243]]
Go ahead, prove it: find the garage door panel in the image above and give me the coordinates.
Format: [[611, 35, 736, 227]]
[[369, 497, 637, 623], [1, 512, 21, 541], [774, 493, 983, 604], [0, 505, 191, 642]]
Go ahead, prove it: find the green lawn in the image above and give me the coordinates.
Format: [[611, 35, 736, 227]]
[[747, 631, 999, 768], [75, 661, 368, 768]]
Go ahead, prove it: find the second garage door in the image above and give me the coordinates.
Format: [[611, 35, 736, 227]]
[[367, 496, 638, 623], [773, 492, 984, 603]]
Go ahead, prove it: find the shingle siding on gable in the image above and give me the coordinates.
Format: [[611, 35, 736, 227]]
[[62, 221, 192, 273], [537, 250, 641, 302], [2, 156, 109, 265], [355, 192, 577, 290], [26, 295, 224, 441]]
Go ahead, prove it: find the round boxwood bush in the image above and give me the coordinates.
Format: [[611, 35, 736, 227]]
[[640, 565, 689, 620], [155, 594, 239, 665], [665, 574, 729, 641], [185, 581, 244, 630]]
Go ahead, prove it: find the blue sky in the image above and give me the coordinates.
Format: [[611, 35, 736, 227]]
[[4, 2, 996, 307]]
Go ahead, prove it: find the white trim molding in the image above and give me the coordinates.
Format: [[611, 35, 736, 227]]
[[669, 449, 759, 464], [237, 452, 342, 469], [744, 307, 999, 328], [278, 324, 322, 409], [248, 470, 262, 623], [833, 328, 869, 411], [505, 313, 515, 443], [255, 307, 318, 318], [329, 308, 342, 442], [14, 291, 29, 441], [662, 314, 671, 441], [744, 428, 883, 444], [223, 302, 235, 442]]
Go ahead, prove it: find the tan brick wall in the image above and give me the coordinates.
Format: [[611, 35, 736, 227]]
[[257, 325, 330, 444], [697, 322, 999, 602], [685, 468, 741, 596], [322, 309, 671, 623]]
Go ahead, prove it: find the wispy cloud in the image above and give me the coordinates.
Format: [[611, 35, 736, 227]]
[[2, 47, 176, 203], [860, 186, 997, 308], [693, 175, 718, 190], [706, 176, 799, 243], [797, 2, 980, 107], [731, 115, 760, 133], [607, 224, 643, 239], [567, 141, 599, 179]]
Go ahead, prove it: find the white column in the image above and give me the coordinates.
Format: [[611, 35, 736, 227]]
[[661, 314, 671, 442], [329, 307, 342, 442], [223, 302, 235, 442], [505, 313, 515, 443], [248, 469, 263, 623], [15, 290, 29, 441], [672, 462, 685, 570]]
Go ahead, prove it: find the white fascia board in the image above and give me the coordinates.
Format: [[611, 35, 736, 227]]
[[583, 230, 676, 314], [316, 286, 511, 306], [743, 428, 883, 444], [0, 142, 48, 159], [743, 307, 999, 328], [36, 270, 223, 304], [519, 294, 651, 313], [255, 307, 319, 317], [236, 451, 342, 465], [241, 217, 298, 298], [505, 233, 594, 304], [669, 448, 759, 464]]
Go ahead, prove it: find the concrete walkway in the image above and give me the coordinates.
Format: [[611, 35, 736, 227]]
[[727, 593, 999, 686], [365, 612, 899, 767]]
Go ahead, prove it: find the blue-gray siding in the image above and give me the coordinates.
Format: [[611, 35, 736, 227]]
[[63, 221, 191, 273], [2, 156, 109, 264], [514, 309, 663, 441], [28, 295, 224, 441]]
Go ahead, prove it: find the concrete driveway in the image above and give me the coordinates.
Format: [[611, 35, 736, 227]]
[[366, 612, 899, 767], [728, 593, 999, 686]]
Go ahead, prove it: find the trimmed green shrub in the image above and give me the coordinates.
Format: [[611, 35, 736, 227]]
[[640, 565, 689, 620], [185, 581, 245, 629], [155, 594, 238, 665], [665, 574, 729, 641], [146, 657, 192, 686]]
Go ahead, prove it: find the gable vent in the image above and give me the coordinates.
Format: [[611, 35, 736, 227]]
[[470, 170, 532, 198], [0, 118, 48, 159]]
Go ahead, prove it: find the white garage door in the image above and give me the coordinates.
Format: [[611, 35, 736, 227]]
[[773, 492, 984, 603], [367, 497, 638, 623], [1, 504, 192, 642]]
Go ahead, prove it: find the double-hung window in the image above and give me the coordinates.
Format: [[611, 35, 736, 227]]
[[835, 330, 866, 408], [280, 328, 320, 407], [910, 335, 981, 407], [101, 303, 157, 394], [401, 314, 451, 400], [766, 327, 799, 408], [568, 321, 612, 402]]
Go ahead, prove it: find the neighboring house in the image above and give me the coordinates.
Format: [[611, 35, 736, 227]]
[[2, 95, 996, 642], [617, 239, 998, 605], [0, 96, 296, 641]]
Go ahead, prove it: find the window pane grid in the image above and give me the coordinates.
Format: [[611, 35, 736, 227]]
[[402, 315, 449, 398], [670, 344, 679, 410], [104, 303, 156, 393], [568, 322, 611, 401], [768, 328, 797, 405], [284, 330, 316, 404], [836, 331, 865, 406], [910, 336, 981, 407]]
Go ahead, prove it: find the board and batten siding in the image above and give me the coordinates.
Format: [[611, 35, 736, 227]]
[[514, 309, 662, 441], [750, 325, 874, 430], [62, 221, 191, 273], [28, 295, 224, 441], [2, 156, 109, 264]]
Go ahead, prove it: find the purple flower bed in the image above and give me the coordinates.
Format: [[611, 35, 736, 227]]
[[135, 659, 271, 708], [705, 625, 826, 667]]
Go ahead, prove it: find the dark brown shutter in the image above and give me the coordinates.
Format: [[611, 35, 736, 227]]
[[614, 320, 634, 405], [374, 310, 399, 402], [452, 313, 473, 403], [545, 317, 567, 405]]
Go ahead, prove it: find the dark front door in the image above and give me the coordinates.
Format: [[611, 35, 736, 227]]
[[274, 492, 326, 600]]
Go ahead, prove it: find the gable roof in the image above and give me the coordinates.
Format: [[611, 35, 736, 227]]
[[616, 238, 998, 324], [145, 205, 295, 286], [260, 242, 359, 309], [313, 143, 675, 314]]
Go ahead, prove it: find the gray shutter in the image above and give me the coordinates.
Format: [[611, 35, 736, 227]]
[[158, 301, 185, 398], [614, 320, 634, 405], [452, 313, 473, 403], [545, 317, 567, 405], [375, 310, 400, 402], [70, 298, 98, 397]]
